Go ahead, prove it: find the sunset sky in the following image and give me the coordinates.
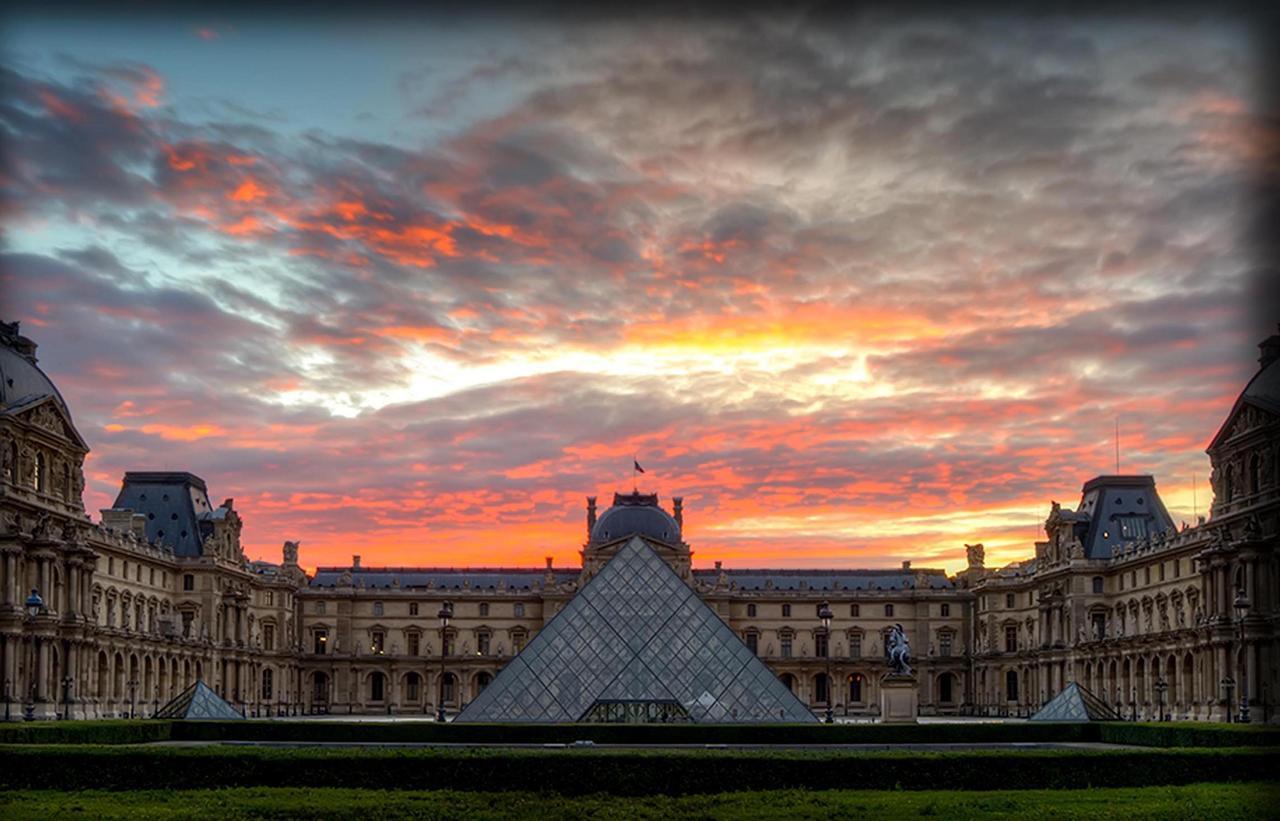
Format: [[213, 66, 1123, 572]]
[[1, 10, 1271, 574]]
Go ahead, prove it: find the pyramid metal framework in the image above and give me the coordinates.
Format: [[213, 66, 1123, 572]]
[[456, 537, 817, 723], [1029, 681, 1121, 722], [154, 679, 245, 720]]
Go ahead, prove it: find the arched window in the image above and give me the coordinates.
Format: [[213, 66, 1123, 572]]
[[369, 672, 385, 701], [441, 673, 456, 704], [475, 672, 492, 693], [313, 672, 329, 703], [848, 673, 864, 703], [1005, 670, 1018, 701], [405, 673, 421, 701]]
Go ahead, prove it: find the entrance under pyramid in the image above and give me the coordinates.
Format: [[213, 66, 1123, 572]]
[[456, 536, 817, 723]]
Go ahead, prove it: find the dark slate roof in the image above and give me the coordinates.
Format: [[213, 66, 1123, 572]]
[[590, 491, 681, 544], [691, 568, 954, 591], [1075, 475, 1175, 560], [309, 568, 579, 590], [0, 322, 71, 415], [111, 472, 216, 557]]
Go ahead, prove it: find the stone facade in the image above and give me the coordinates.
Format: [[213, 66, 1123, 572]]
[[1, 319, 1276, 721]]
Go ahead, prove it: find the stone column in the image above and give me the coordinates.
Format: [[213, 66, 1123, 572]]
[[35, 638, 50, 701]]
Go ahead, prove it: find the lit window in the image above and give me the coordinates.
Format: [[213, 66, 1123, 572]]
[[371, 631, 385, 654], [477, 631, 491, 655]]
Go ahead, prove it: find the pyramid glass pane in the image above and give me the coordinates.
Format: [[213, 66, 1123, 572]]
[[1030, 682, 1120, 722], [155, 680, 244, 720], [457, 537, 817, 723]]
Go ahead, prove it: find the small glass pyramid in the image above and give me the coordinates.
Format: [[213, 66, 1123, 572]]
[[1029, 681, 1120, 722], [457, 537, 817, 723], [154, 679, 246, 720]]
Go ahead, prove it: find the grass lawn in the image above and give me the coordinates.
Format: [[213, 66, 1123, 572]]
[[1, 783, 1274, 820]]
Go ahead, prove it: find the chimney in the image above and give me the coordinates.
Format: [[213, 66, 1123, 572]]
[[1259, 325, 1280, 370], [352, 554, 361, 569], [586, 496, 597, 535], [902, 560, 911, 570], [545, 556, 553, 570], [714, 560, 722, 570], [673, 496, 683, 529]]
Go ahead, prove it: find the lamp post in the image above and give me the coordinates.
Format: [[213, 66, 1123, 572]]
[[1130, 687, 1137, 722], [1233, 592, 1250, 723], [1221, 676, 1235, 723], [127, 678, 138, 720], [4, 677, 10, 722], [61, 675, 74, 721], [818, 600, 833, 724], [436, 602, 452, 722], [1154, 676, 1167, 722], [23, 589, 43, 721]]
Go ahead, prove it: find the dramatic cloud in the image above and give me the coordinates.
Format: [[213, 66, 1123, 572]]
[[1, 13, 1270, 572]]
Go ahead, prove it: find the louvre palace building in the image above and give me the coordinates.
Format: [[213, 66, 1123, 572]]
[[1, 318, 1277, 722]]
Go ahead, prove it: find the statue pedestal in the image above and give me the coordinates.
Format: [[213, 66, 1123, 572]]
[[880, 674, 918, 724]]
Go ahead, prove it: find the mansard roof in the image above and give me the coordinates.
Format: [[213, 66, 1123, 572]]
[[111, 471, 217, 557], [691, 568, 954, 591], [1072, 475, 1175, 560], [308, 567, 579, 590], [1208, 329, 1280, 451]]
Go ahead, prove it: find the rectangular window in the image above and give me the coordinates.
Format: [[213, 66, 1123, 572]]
[[939, 603, 950, 617], [885, 604, 894, 617], [265, 591, 274, 606], [109, 557, 115, 575], [316, 601, 326, 615], [1117, 516, 1149, 540], [149, 569, 155, 585], [314, 629, 328, 655], [1159, 562, 1166, 581], [1174, 559, 1181, 578], [815, 632, 829, 658], [939, 632, 953, 657], [373, 601, 384, 617], [371, 631, 385, 654], [1144, 567, 1151, 585], [514, 602, 525, 617], [477, 632, 491, 655], [407, 633, 420, 656], [1120, 574, 1126, 591], [747, 604, 757, 618], [1005, 593, 1015, 608], [849, 634, 862, 658], [1092, 577, 1104, 594], [850, 603, 860, 617], [746, 632, 758, 655], [780, 634, 793, 658], [1005, 625, 1017, 652], [782, 604, 791, 618], [1028, 592, 1034, 606], [1092, 613, 1106, 641], [263, 624, 275, 651], [122, 560, 128, 578], [512, 631, 527, 653], [479, 603, 490, 617], [183, 574, 194, 592], [137, 565, 142, 582], [409, 602, 419, 616]]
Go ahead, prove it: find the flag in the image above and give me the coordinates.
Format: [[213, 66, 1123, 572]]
[[633, 459, 645, 474]]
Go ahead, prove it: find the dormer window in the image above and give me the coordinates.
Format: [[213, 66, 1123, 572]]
[[1117, 516, 1148, 540]]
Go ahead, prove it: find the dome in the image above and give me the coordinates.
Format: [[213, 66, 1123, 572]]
[[590, 492, 681, 544], [0, 322, 69, 412]]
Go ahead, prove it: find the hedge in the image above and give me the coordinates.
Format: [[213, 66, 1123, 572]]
[[0, 720, 172, 745], [0, 745, 1272, 794], [1, 719, 1277, 748], [167, 719, 1095, 745]]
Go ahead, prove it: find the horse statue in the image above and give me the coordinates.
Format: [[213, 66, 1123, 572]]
[[887, 623, 912, 676]]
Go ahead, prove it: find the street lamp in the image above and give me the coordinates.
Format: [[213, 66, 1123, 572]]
[[1233, 591, 1250, 723], [436, 601, 452, 722], [1154, 676, 1168, 722], [1130, 687, 1137, 722], [1221, 676, 1235, 723], [61, 675, 74, 721], [23, 589, 43, 721], [818, 600, 833, 724]]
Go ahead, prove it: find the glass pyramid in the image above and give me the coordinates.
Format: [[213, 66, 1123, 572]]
[[1029, 681, 1120, 722], [457, 537, 816, 723], [154, 679, 245, 720]]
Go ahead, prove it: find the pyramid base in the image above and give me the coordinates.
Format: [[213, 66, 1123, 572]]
[[879, 674, 918, 723]]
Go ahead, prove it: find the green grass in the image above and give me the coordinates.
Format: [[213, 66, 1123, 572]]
[[0, 783, 1273, 820]]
